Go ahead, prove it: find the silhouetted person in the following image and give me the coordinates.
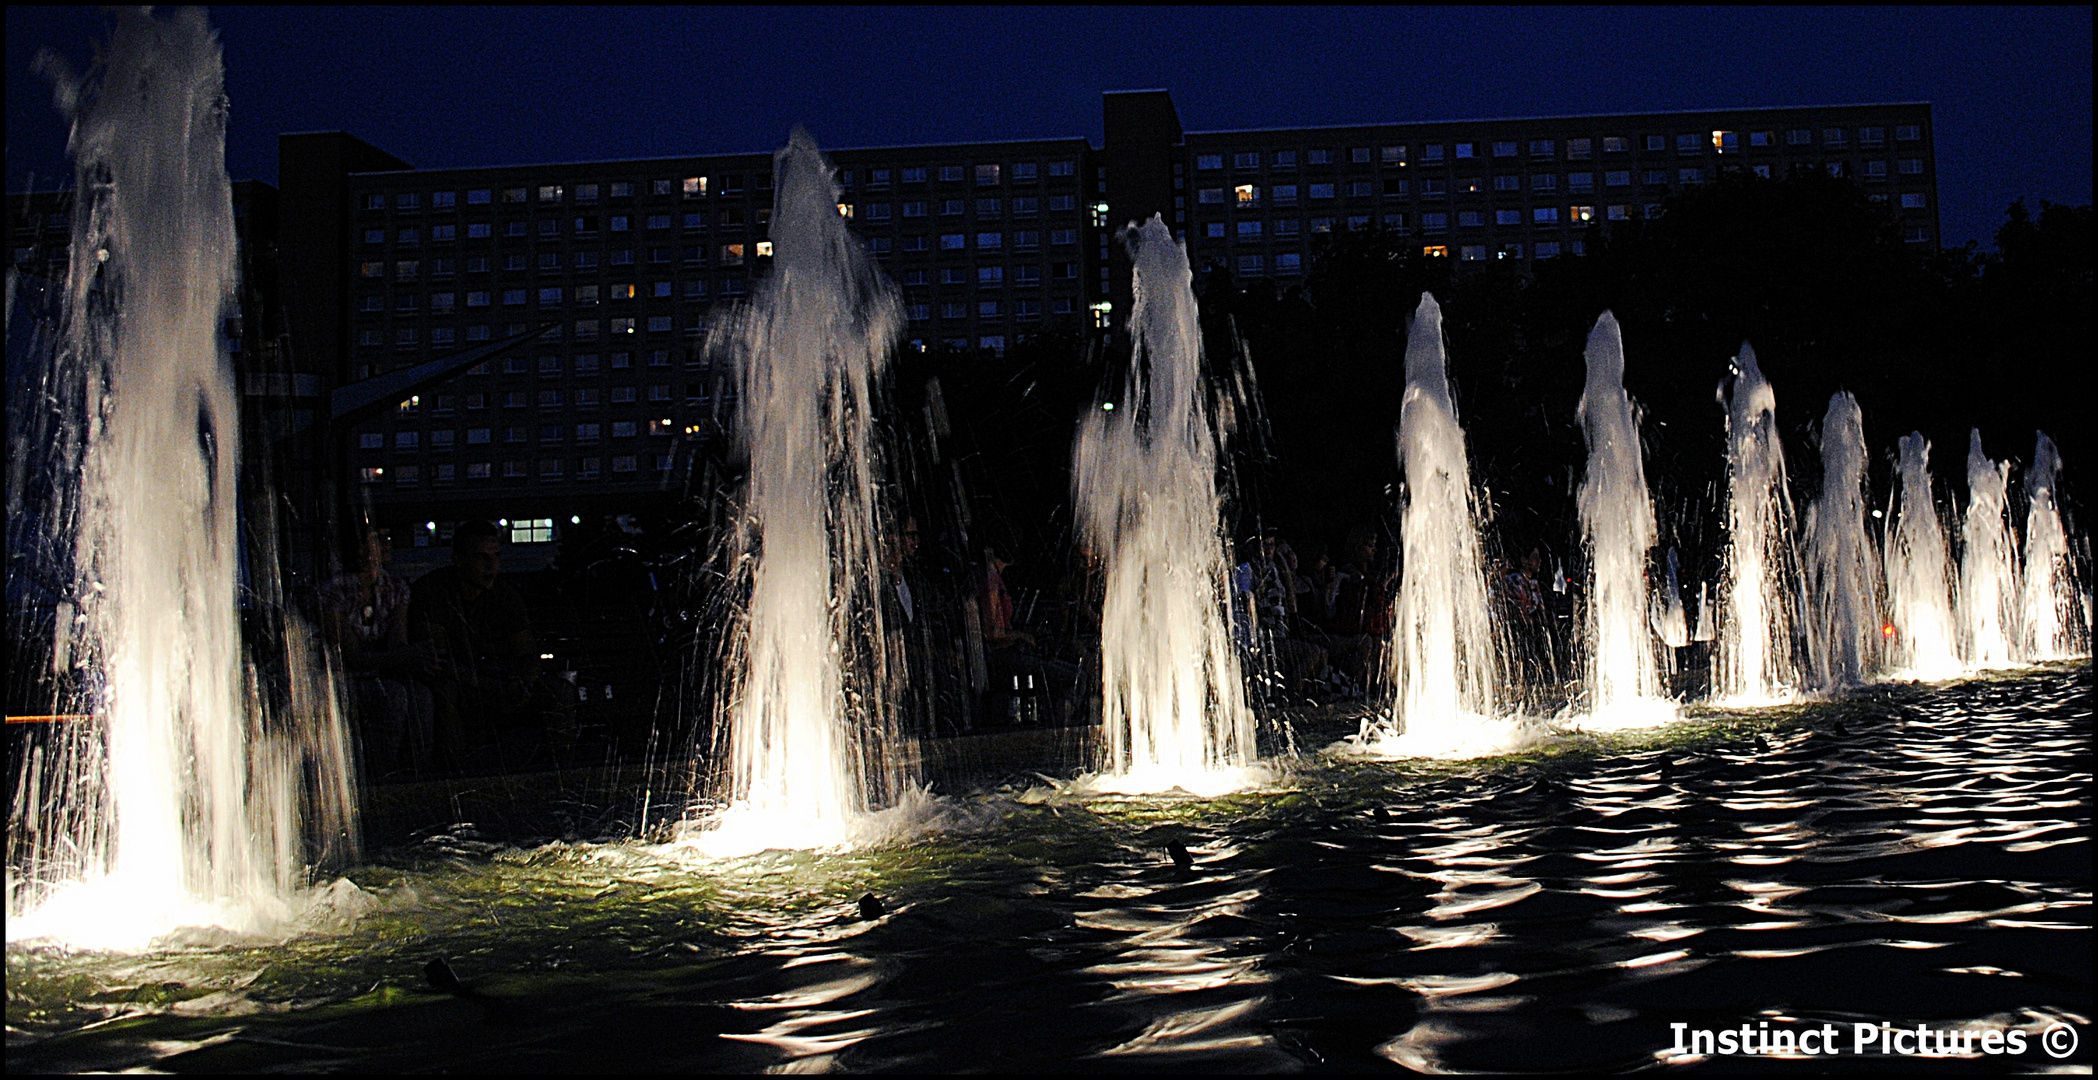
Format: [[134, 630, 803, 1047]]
[[409, 521, 574, 772], [318, 528, 433, 779]]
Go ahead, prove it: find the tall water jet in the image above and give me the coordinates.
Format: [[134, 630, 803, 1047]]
[[1651, 549, 1689, 650], [1882, 433, 1963, 680], [1715, 345, 1800, 703], [2020, 432, 2089, 660], [1573, 312, 1670, 726], [7, 9, 352, 948], [1072, 216, 1255, 794], [1959, 430, 2020, 668], [1802, 392, 1883, 690], [1365, 293, 1506, 755], [691, 130, 903, 855]]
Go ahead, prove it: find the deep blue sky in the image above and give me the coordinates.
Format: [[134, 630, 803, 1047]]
[[7, 7, 2090, 249]]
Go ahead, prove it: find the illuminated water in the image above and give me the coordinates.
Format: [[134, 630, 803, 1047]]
[[6, 8, 355, 950], [687, 131, 907, 855], [1803, 392, 1883, 691], [2021, 432, 2089, 661], [1960, 430, 2020, 669], [1072, 215, 1256, 794], [7, 666, 2087, 1072], [1363, 294, 1515, 757], [1573, 312, 1671, 729], [1716, 346, 1800, 704], [1884, 433, 1963, 681]]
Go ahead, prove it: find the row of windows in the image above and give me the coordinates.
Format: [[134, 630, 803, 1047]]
[[904, 298, 1077, 321], [358, 456, 676, 484], [356, 161, 1085, 213], [357, 230, 1083, 278], [1197, 191, 1929, 241], [362, 418, 691, 449], [358, 196, 1087, 245], [1195, 162, 1929, 206], [836, 161, 1079, 188], [1189, 126, 1924, 171]]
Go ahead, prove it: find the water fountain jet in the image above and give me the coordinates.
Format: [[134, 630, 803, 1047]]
[[1072, 216, 1257, 795], [1803, 392, 1883, 690], [1959, 430, 2020, 669], [1715, 346, 1801, 704], [2020, 432, 2090, 660], [1883, 433, 1963, 680]]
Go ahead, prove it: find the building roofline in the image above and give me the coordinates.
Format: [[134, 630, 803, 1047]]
[[1183, 101, 1934, 138], [345, 135, 1098, 179], [1103, 88, 1174, 95]]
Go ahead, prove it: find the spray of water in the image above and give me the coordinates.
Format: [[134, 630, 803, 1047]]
[[2020, 432, 2090, 660], [7, 9, 356, 949], [1882, 433, 1963, 680], [1652, 549, 1689, 650], [1360, 294, 1526, 758], [1959, 430, 2021, 669], [1572, 313, 1673, 729], [682, 131, 906, 855], [1802, 392, 1883, 690], [1072, 216, 1256, 795], [1715, 345, 1800, 704]]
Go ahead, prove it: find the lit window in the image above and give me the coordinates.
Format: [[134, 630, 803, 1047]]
[[975, 164, 1001, 186], [538, 185, 563, 202], [1235, 184, 1259, 206], [1569, 205, 1594, 222], [837, 203, 853, 219], [1422, 245, 1449, 258], [684, 176, 706, 196], [1711, 130, 1738, 154], [719, 243, 745, 266]]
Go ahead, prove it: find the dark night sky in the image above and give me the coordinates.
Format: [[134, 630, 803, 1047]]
[[6, 6, 2091, 249]]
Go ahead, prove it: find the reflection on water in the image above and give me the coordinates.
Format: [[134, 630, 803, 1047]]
[[7, 665, 2089, 1072]]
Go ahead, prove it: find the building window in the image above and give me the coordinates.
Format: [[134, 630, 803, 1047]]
[[1679, 168, 1703, 185], [1606, 205, 1630, 221], [1864, 160, 1889, 180], [1569, 205, 1594, 222], [1494, 175, 1520, 192], [1900, 193, 1927, 209], [1232, 152, 1260, 169], [1421, 212, 1448, 233], [1196, 154, 1223, 170], [1602, 136, 1629, 154], [1568, 172, 1593, 194], [1895, 125, 1922, 142], [1566, 138, 1592, 160], [1236, 254, 1263, 276], [975, 164, 1001, 186], [1533, 207, 1560, 224], [1535, 241, 1562, 258], [1495, 209, 1521, 226], [1351, 147, 1372, 163], [1712, 130, 1739, 154], [976, 232, 1003, 249], [1898, 158, 1924, 175], [1457, 210, 1484, 228], [1529, 139, 1556, 158], [1645, 135, 1667, 152], [1454, 143, 1475, 160], [1310, 182, 1336, 199], [1903, 226, 1928, 243], [978, 266, 1004, 285], [1205, 222, 1226, 239], [1422, 245, 1449, 258], [1459, 245, 1489, 262], [1532, 174, 1557, 192], [1605, 170, 1632, 187], [1823, 128, 1848, 147], [1236, 220, 1263, 239], [1419, 145, 1443, 164]]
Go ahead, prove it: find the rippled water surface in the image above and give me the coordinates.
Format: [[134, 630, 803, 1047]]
[[8, 665, 2090, 1072]]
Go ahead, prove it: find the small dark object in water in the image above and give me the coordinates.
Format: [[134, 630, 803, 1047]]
[[1372, 805, 1389, 821], [424, 958, 464, 995], [857, 893, 885, 920], [1832, 722, 1851, 737], [1166, 840, 1193, 871], [1753, 734, 1771, 752]]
